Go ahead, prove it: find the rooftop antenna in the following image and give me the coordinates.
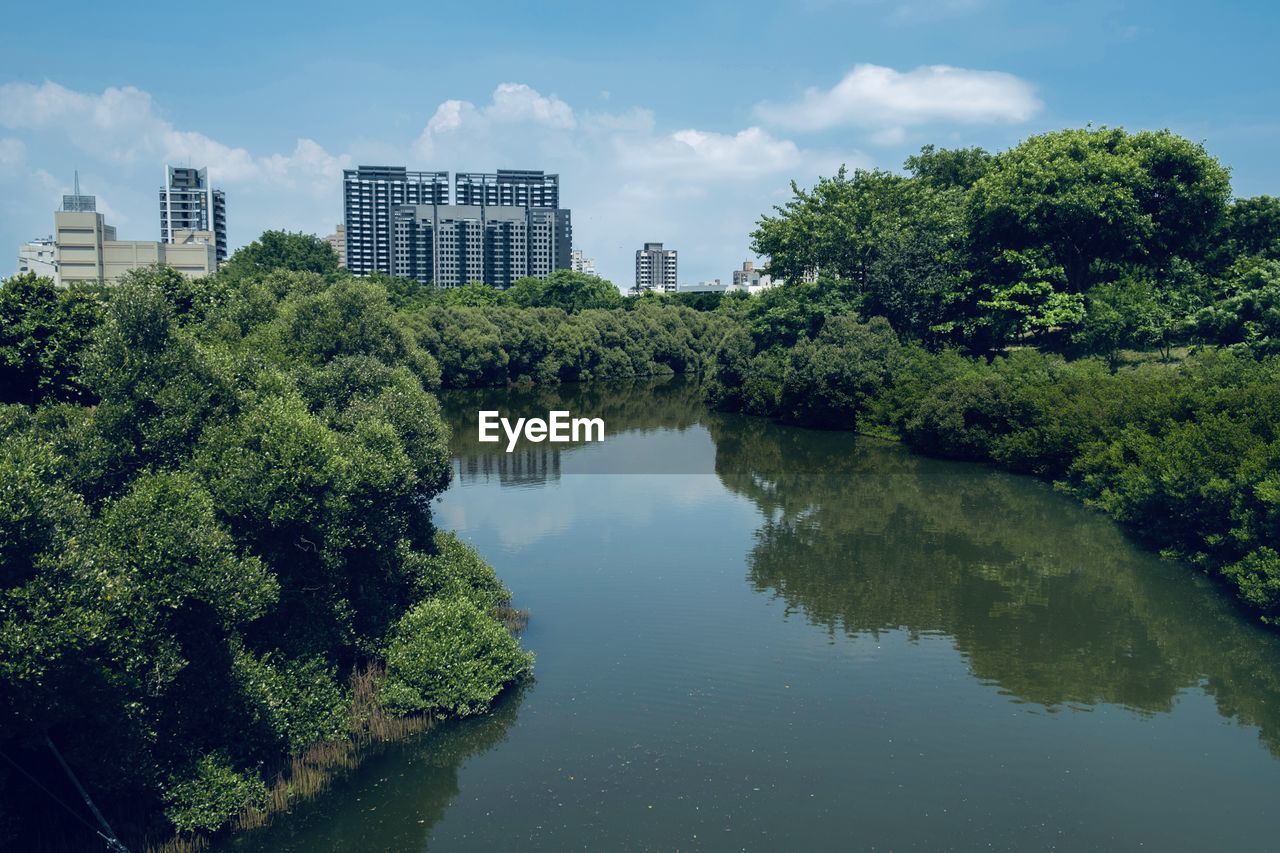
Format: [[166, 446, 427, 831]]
[[73, 170, 80, 197]]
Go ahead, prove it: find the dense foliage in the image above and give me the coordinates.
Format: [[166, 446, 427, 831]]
[[3, 122, 1280, 845], [0, 253, 531, 848]]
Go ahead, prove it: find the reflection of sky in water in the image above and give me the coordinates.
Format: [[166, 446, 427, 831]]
[[438, 464, 747, 552], [227, 381, 1280, 853]]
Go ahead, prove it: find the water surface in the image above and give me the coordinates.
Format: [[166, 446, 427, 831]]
[[227, 378, 1280, 851]]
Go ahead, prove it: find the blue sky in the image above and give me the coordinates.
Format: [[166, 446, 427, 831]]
[[2, 0, 1278, 287]]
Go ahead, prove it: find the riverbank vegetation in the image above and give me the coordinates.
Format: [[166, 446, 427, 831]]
[[2, 122, 1279, 846], [705, 126, 1279, 625], [0, 249, 531, 850]]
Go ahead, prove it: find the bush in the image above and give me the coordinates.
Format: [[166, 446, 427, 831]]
[[409, 530, 512, 612], [381, 597, 532, 717], [163, 753, 268, 833]]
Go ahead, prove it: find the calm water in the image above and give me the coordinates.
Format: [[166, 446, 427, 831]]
[[227, 378, 1280, 851]]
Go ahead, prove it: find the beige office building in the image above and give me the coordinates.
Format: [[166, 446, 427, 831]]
[[55, 210, 215, 286], [325, 224, 347, 268]]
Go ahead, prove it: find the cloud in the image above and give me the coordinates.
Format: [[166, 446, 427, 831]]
[[416, 82, 575, 157], [754, 63, 1041, 134], [0, 81, 348, 188], [0, 137, 24, 174], [0, 79, 867, 285], [615, 127, 805, 179]]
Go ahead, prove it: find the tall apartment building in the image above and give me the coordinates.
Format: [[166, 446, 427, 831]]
[[392, 204, 571, 289], [634, 242, 677, 293], [347, 166, 571, 287], [161, 166, 227, 264], [570, 249, 597, 276], [455, 169, 560, 208], [343, 166, 450, 276]]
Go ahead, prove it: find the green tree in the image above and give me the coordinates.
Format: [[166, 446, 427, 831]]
[[220, 231, 339, 278], [969, 127, 1231, 293], [380, 596, 532, 717], [0, 273, 102, 405], [508, 269, 623, 312], [904, 144, 995, 190]]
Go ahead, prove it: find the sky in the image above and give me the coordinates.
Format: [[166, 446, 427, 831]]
[[2, 0, 1278, 288]]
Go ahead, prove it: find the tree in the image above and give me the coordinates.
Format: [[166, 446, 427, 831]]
[[1218, 196, 1280, 264], [507, 269, 623, 312], [380, 596, 532, 717], [905, 144, 995, 190], [751, 168, 968, 344], [0, 273, 102, 405], [752, 167, 917, 288], [219, 231, 339, 279], [969, 127, 1231, 293], [442, 280, 508, 307]]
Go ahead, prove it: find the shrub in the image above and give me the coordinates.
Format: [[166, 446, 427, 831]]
[[381, 597, 532, 717], [163, 753, 268, 833]]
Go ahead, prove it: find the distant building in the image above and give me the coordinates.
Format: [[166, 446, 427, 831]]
[[677, 279, 729, 294], [324, 224, 346, 268], [16, 236, 57, 278], [634, 242, 677, 294], [571, 248, 597, 277], [455, 170, 560, 208], [161, 166, 227, 264], [392, 204, 571, 289], [56, 204, 214, 287], [345, 165, 571, 286], [343, 166, 450, 276], [732, 260, 776, 293]]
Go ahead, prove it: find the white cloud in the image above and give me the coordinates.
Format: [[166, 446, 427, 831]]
[[615, 127, 805, 179], [0, 78, 876, 284], [0, 137, 24, 174], [416, 82, 575, 158], [754, 63, 1041, 133], [0, 81, 348, 188]]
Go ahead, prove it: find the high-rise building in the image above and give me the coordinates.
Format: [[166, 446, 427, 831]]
[[392, 204, 571, 289], [347, 166, 571, 287], [161, 166, 227, 264], [570, 249, 597, 276], [455, 170, 560, 208], [634, 242, 677, 293], [343, 166, 449, 276]]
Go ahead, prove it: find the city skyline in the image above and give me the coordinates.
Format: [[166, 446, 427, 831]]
[[2, 0, 1279, 287]]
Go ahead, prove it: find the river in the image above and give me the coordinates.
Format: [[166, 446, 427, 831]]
[[225, 377, 1280, 851]]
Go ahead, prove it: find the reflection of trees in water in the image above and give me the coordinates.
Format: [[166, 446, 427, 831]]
[[442, 378, 709, 486], [709, 414, 1280, 754], [225, 683, 528, 852]]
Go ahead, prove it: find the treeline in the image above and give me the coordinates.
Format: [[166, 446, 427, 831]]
[[752, 127, 1280, 357], [0, 250, 532, 849], [3, 121, 1280, 844], [708, 320, 1280, 621], [705, 125, 1280, 625]]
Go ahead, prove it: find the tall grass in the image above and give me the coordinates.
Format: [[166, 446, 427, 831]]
[[145, 662, 436, 853]]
